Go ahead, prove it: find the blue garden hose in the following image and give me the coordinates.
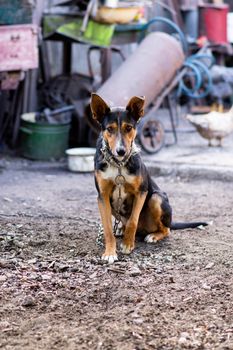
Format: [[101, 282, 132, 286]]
[[178, 61, 203, 96], [179, 55, 214, 98], [188, 53, 215, 68], [142, 16, 188, 54]]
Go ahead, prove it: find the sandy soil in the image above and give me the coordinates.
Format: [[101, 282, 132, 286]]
[[0, 158, 232, 350]]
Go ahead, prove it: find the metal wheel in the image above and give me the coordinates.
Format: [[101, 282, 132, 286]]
[[137, 118, 165, 154]]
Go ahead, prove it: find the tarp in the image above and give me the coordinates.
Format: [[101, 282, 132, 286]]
[[43, 15, 115, 47]]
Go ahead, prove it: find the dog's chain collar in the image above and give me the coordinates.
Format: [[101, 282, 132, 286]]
[[100, 141, 132, 169]]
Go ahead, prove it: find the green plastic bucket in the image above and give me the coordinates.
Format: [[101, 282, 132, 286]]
[[19, 115, 70, 160]]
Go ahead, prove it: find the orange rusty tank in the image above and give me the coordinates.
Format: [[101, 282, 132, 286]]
[[96, 32, 185, 108]]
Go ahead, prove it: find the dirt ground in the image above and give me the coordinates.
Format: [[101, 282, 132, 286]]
[[0, 158, 232, 350]]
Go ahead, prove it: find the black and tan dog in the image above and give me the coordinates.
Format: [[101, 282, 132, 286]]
[[91, 93, 207, 264]]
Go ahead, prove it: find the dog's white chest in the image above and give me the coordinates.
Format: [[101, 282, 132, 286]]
[[101, 165, 134, 184], [101, 165, 118, 180]]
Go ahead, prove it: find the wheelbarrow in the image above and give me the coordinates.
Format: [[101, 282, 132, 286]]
[[85, 31, 186, 153]]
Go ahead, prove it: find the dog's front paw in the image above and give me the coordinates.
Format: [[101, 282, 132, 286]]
[[121, 242, 134, 255], [101, 253, 118, 264]]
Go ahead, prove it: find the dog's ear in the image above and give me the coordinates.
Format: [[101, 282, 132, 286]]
[[126, 96, 145, 122], [90, 93, 110, 123]]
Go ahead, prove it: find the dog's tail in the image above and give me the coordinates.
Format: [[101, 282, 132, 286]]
[[170, 221, 208, 230]]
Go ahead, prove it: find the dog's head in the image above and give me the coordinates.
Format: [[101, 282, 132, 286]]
[[90, 93, 145, 160]]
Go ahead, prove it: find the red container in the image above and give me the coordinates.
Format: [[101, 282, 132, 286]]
[[199, 4, 229, 43]]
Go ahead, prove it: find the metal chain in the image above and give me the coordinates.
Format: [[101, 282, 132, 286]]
[[96, 223, 104, 246], [113, 167, 125, 235]]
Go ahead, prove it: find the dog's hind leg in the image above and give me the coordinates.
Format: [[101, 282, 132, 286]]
[[143, 193, 171, 243]]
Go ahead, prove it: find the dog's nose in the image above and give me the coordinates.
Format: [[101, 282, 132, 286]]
[[116, 148, 126, 157]]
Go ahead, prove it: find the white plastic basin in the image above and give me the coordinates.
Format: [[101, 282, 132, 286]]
[[66, 148, 96, 172]]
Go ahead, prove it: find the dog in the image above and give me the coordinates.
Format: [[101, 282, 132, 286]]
[[91, 93, 208, 264]]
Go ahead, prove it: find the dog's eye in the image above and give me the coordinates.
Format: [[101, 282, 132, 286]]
[[107, 126, 114, 133], [125, 125, 132, 133]]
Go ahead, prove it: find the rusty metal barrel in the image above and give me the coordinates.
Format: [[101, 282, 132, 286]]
[[96, 32, 185, 108]]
